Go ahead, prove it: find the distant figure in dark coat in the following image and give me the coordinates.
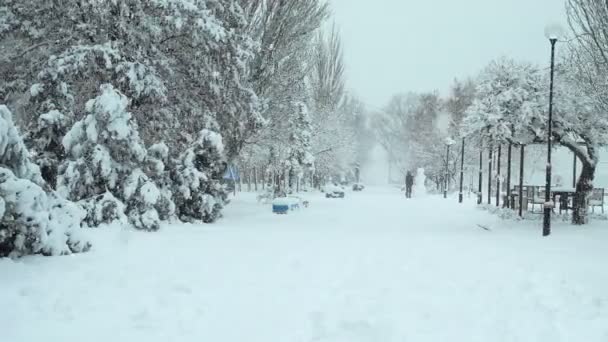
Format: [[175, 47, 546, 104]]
[[405, 171, 414, 198]]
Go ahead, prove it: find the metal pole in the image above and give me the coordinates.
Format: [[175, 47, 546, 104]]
[[487, 147, 493, 205], [506, 143, 512, 208], [543, 39, 557, 237], [444, 144, 450, 199], [519, 145, 525, 217], [478, 147, 483, 205], [496, 145, 501, 207], [459, 138, 465, 203]]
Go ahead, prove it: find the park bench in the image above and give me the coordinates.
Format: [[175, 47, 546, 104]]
[[590, 188, 605, 213]]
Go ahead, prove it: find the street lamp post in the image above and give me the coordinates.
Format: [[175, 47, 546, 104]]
[[459, 137, 465, 203], [506, 143, 512, 209], [478, 147, 483, 205], [543, 24, 564, 237], [519, 144, 525, 217]]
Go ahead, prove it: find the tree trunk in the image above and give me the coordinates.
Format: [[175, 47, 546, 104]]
[[487, 148, 492, 205], [572, 160, 595, 225], [247, 169, 251, 192], [288, 168, 294, 191], [561, 140, 598, 225], [496, 145, 501, 207]]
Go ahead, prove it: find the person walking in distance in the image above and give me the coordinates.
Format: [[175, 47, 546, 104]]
[[405, 171, 414, 198]]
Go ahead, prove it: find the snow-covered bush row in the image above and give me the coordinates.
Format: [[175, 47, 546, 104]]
[[1, 81, 230, 257], [0, 106, 91, 257], [1, 0, 263, 189]]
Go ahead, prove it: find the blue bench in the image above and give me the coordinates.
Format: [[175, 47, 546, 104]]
[[272, 197, 301, 214]]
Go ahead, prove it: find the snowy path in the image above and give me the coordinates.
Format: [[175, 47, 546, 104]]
[[2, 187, 608, 341]]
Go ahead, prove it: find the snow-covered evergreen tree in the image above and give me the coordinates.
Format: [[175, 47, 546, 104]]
[[0, 105, 90, 257], [171, 129, 227, 223], [58, 84, 169, 230]]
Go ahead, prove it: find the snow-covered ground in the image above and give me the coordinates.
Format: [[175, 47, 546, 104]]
[[2, 187, 608, 341]]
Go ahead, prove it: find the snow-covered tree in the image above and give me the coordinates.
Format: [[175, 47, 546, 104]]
[[171, 129, 227, 223], [342, 96, 374, 169], [565, 0, 608, 223], [286, 102, 314, 189], [59, 84, 169, 230], [0, 105, 90, 257], [445, 79, 476, 138], [461, 57, 543, 146], [541, 58, 608, 224], [372, 92, 446, 187], [237, 0, 334, 188], [307, 27, 356, 184], [567, 0, 608, 110]]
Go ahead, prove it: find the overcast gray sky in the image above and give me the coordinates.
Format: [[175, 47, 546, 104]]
[[329, 0, 567, 109]]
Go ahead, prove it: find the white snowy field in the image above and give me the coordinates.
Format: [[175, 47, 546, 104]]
[[2, 187, 608, 342]]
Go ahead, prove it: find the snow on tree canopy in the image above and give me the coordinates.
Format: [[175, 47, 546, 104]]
[[0, 105, 90, 257], [461, 57, 543, 145]]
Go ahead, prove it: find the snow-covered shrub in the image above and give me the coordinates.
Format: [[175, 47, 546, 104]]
[[0, 105, 90, 257], [123, 169, 170, 232], [59, 84, 168, 230], [0, 168, 91, 257], [171, 129, 227, 223], [79, 191, 128, 228]]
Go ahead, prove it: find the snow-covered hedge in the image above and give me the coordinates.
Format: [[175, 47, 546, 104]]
[[0, 105, 91, 257]]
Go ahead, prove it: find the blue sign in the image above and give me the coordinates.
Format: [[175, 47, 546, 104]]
[[223, 165, 240, 181]]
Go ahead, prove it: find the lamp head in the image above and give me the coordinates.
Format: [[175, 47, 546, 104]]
[[544, 23, 565, 42]]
